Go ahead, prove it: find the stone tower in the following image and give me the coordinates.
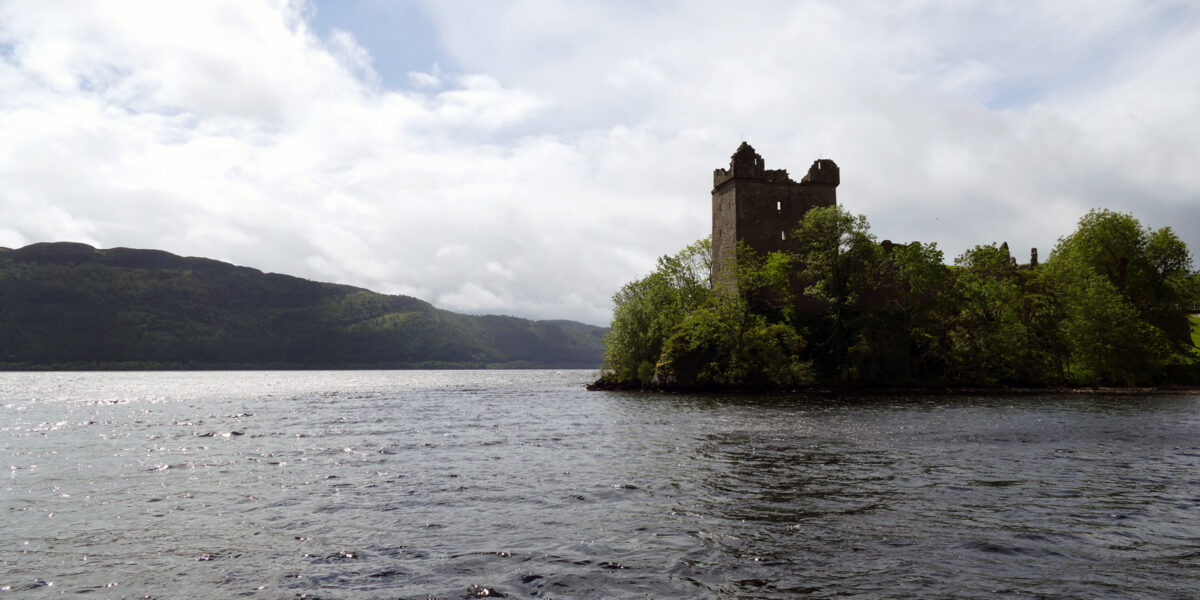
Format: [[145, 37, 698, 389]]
[[711, 142, 839, 287]]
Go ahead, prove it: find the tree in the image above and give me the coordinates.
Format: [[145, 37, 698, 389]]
[[600, 238, 712, 382], [1043, 209, 1195, 384], [790, 206, 878, 309], [856, 241, 954, 383], [1052, 209, 1194, 337], [1144, 226, 1196, 338], [789, 205, 880, 381], [654, 245, 813, 388], [1042, 254, 1168, 384], [946, 244, 1028, 384]]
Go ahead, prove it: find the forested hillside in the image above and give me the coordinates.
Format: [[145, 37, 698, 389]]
[[0, 242, 605, 369]]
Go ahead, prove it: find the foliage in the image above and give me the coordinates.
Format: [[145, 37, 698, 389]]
[[787, 206, 879, 381], [600, 237, 814, 388], [601, 238, 712, 382], [1051, 209, 1194, 334], [869, 240, 955, 381], [790, 206, 878, 309], [655, 281, 812, 389], [1043, 258, 1167, 384], [940, 245, 1067, 384], [1040, 209, 1196, 384]]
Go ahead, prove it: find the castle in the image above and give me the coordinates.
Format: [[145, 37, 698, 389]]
[[710, 143, 1038, 287], [711, 142, 838, 286]]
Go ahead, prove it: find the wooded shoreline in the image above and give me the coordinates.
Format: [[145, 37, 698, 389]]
[[587, 378, 1200, 395]]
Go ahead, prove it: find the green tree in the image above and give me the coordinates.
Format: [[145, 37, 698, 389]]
[[1043, 254, 1168, 384], [654, 244, 813, 388], [791, 206, 878, 309], [1052, 209, 1194, 337], [1043, 209, 1195, 384], [600, 238, 712, 382], [1054, 210, 1149, 298], [789, 205, 880, 381], [854, 241, 954, 383], [946, 244, 1027, 384]]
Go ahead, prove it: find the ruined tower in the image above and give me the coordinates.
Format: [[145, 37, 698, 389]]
[[711, 142, 839, 287]]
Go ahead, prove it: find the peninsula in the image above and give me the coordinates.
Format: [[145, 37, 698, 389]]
[[594, 144, 1200, 390]]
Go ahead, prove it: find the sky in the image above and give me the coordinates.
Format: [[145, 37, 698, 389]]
[[1, 1, 1198, 326]]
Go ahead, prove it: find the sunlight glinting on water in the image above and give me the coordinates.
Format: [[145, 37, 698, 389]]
[[2, 371, 1199, 599]]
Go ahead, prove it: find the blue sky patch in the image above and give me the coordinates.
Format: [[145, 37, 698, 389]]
[[308, 0, 446, 89]]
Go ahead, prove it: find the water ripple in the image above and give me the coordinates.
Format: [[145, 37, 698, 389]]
[[1, 372, 1198, 598]]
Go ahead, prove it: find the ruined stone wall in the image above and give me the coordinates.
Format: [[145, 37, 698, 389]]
[[711, 182, 739, 289], [712, 143, 838, 287]]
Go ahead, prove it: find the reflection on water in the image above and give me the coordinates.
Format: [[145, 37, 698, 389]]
[[2, 371, 1198, 599]]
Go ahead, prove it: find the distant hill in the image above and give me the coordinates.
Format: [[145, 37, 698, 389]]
[[0, 242, 607, 370]]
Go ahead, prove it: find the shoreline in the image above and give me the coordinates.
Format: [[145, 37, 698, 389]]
[[0, 363, 602, 372], [586, 379, 1200, 395]]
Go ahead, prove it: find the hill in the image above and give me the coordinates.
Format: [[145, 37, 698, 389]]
[[0, 242, 606, 370]]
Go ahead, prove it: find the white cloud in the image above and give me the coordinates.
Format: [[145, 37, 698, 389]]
[[408, 67, 442, 89], [484, 261, 514, 280], [438, 281, 510, 313], [0, 227, 28, 249], [1, 0, 1198, 326], [326, 28, 379, 87]]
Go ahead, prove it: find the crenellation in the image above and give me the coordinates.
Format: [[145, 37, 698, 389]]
[[801, 159, 840, 186], [763, 169, 793, 184], [713, 168, 736, 188]]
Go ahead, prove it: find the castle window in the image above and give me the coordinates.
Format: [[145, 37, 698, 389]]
[[781, 230, 786, 241], [776, 201, 781, 212]]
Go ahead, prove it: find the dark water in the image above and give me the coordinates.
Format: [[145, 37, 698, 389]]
[[2, 371, 1199, 599]]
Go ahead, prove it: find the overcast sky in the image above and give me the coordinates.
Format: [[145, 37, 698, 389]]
[[2, 1, 1197, 325]]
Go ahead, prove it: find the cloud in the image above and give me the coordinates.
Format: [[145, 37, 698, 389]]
[[408, 65, 442, 89], [1, 0, 1197, 326], [438, 281, 511, 313], [327, 28, 380, 88], [421, 1, 1200, 255]]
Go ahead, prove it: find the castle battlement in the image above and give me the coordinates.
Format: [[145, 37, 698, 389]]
[[713, 167, 795, 188], [713, 142, 801, 188], [801, 159, 839, 186]]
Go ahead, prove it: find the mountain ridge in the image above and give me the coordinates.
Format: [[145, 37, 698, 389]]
[[0, 242, 606, 370]]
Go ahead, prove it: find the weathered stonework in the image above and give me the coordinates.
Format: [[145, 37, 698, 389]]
[[711, 142, 838, 287]]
